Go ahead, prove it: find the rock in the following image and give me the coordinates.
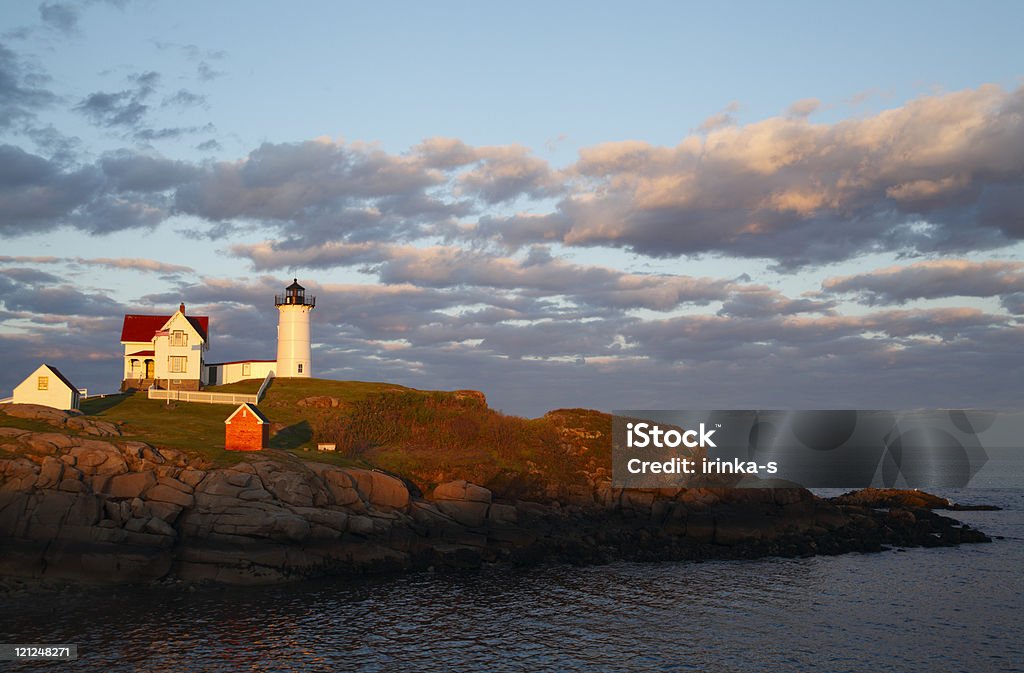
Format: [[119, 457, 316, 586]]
[[289, 506, 348, 532], [887, 508, 917, 527], [341, 468, 409, 510], [452, 390, 487, 406], [104, 471, 158, 499], [433, 480, 492, 504], [296, 396, 341, 408], [238, 488, 274, 501], [832, 488, 950, 510], [197, 471, 249, 497], [347, 514, 375, 536], [0, 459, 39, 492], [365, 471, 410, 510], [224, 470, 254, 488], [58, 479, 89, 493], [253, 462, 316, 507], [68, 442, 128, 476], [156, 475, 193, 494], [178, 468, 207, 488], [1, 404, 71, 424], [35, 457, 65, 489], [65, 417, 121, 437], [307, 465, 362, 507], [145, 501, 183, 524], [714, 511, 780, 545], [145, 516, 177, 537], [488, 503, 518, 525], [144, 484, 195, 508], [436, 500, 490, 528]]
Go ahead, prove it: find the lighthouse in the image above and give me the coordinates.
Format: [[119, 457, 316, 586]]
[[275, 279, 316, 378]]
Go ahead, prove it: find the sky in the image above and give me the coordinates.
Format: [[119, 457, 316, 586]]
[[1, 0, 1022, 416]]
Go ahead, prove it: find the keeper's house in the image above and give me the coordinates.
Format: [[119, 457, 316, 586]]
[[13, 364, 81, 410], [121, 303, 209, 392]]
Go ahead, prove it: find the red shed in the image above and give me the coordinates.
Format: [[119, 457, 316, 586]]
[[224, 403, 270, 451]]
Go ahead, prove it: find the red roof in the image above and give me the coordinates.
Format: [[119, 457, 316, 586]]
[[127, 350, 156, 357], [121, 313, 209, 342]]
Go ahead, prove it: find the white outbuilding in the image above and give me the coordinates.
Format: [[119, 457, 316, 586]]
[[12, 364, 81, 410]]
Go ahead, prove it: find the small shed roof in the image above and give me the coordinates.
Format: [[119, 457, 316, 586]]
[[224, 402, 270, 425]]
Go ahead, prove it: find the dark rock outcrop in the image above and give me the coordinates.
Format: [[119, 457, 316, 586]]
[[0, 409, 996, 587]]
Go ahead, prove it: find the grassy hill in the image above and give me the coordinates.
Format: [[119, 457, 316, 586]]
[[77, 378, 611, 495]]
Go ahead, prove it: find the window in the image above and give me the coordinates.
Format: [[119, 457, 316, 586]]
[[37, 376, 49, 390], [297, 363, 303, 374], [171, 330, 187, 347], [169, 356, 187, 373], [242, 363, 251, 376]]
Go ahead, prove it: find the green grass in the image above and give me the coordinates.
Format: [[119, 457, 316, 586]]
[[0, 414, 63, 435], [75, 379, 424, 466], [79, 393, 249, 464], [64, 378, 613, 491]]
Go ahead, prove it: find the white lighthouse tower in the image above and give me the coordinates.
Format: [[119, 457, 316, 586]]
[[275, 279, 315, 378]]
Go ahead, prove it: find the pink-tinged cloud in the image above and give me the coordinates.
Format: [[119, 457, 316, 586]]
[[822, 259, 1024, 303]]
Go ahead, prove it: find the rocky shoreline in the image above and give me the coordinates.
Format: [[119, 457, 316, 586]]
[[0, 404, 995, 587]]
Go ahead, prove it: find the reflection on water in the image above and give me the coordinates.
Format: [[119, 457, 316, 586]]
[[2, 489, 1022, 672]]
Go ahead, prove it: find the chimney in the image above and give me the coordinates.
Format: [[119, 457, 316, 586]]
[[179, 302, 186, 314]]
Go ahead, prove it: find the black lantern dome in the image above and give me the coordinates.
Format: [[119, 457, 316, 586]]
[[275, 278, 316, 307]]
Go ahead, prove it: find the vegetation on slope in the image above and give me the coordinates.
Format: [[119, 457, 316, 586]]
[[76, 378, 612, 495]]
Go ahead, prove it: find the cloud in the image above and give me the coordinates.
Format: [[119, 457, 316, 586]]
[[162, 89, 206, 108], [173, 138, 469, 242], [0, 144, 102, 234], [74, 70, 214, 141], [822, 259, 1024, 304], [698, 102, 740, 133], [77, 257, 194, 274], [232, 239, 847, 323], [0, 42, 59, 131], [413, 138, 562, 204], [39, 3, 80, 35], [0, 266, 62, 284], [2, 266, 1021, 414], [196, 61, 224, 81], [481, 84, 1024, 268], [0, 145, 196, 236], [717, 287, 836, 318], [786, 98, 820, 118], [98, 149, 197, 191], [196, 139, 221, 152]]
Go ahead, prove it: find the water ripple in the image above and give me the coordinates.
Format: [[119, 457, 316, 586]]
[[1, 488, 1021, 672]]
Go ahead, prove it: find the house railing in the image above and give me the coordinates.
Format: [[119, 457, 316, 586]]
[[256, 371, 274, 402], [148, 388, 258, 405]]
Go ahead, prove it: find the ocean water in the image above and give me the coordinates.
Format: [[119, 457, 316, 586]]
[[2, 488, 1022, 673]]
